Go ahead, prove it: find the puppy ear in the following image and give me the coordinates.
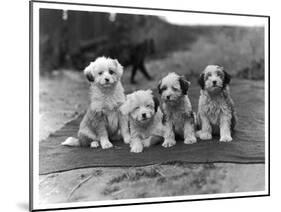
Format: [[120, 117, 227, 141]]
[[179, 76, 190, 95], [83, 64, 95, 82], [198, 73, 205, 90], [157, 80, 163, 94], [153, 96, 160, 112], [113, 59, 123, 76], [223, 70, 231, 88]]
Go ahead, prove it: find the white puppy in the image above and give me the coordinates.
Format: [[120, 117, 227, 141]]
[[120, 90, 170, 153], [158, 73, 197, 147], [62, 56, 130, 149], [197, 65, 237, 142]]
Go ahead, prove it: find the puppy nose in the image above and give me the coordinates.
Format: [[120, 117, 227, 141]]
[[105, 78, 109, 82], [142, 113, 147, 118], [166, 95, 170, 100], [213, 80, 217, 86]]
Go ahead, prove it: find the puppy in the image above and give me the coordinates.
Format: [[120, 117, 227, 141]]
[[197, 65, 237, 142], [62, 56, 130, 149], [158, 73, 197, 147], [120, 89, 170, 153]]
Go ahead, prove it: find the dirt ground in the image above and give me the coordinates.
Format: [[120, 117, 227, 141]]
[[39, 51, 265, 204]]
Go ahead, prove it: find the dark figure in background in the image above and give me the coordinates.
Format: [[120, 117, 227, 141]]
[[70, 38, 155, 84], [124, 39, 155, 84]]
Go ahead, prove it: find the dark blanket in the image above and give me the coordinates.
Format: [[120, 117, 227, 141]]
[[39, 80, 265, 175]]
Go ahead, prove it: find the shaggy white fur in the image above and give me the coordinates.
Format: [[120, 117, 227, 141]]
[[158, 73, 197, 147], [120, 90, 170, 153], [197, 65, 237, 142], [61, 57, 130, 149]]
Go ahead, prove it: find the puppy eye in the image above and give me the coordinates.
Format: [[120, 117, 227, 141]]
[[216, 71, 222, 76], [146, 104, 152, 107], [109, 70, 114, 75], [206, 73, 212, 78], [172, 87, 179, 91], [161, 86, 167, 91], [98, 72, 103, 75]]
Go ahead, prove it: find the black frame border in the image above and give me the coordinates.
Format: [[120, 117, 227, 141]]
[[29, 0, 270, 211]]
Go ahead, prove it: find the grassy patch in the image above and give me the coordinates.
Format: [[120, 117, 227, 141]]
[[108, 168, 161, 185], [103, 186, 120, 196]]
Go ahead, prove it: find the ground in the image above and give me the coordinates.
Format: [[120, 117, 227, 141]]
[[39, 51, 265, 204]]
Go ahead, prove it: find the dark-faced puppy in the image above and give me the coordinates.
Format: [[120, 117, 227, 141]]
[[197, 65, 237, 142], [158, 73, 197, 147]]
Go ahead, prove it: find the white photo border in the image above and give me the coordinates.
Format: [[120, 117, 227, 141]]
[[29, 0, 270, 211]]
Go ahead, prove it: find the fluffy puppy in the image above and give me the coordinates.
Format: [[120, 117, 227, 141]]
[[197, 65, 237, 142], [158, 73, 197, 147], [62, 56, 130, 149], [120, 90, 170, 153]]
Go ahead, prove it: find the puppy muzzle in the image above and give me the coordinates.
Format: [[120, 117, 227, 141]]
[[162, 95, 181, 104], [135, 113, 153, 124], [99, 79, 116, 88]]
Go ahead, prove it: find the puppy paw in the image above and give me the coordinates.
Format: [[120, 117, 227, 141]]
[[196, 131, 212, 140], [143, 137, 151, 148], [123, 135, 131, 144], [184, 136, 197, 144], [100, 140, 113, 149], [220, 135, 232, 142], [162, 139, 176, 148], [130, 142, 144, 153], [90, 141, 100, 148]]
